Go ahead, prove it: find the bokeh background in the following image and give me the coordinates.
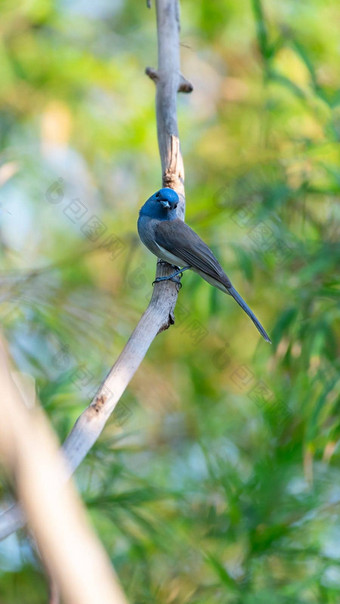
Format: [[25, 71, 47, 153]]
[[1, 0, 340, 602]]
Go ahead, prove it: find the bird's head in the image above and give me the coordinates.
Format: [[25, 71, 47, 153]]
[[139, 187, 179, 221], [153, 188, 179, 210]]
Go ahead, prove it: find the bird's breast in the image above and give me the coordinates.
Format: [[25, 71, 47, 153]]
[[137, 215, 184, 266], [137, 216, 160, 256]]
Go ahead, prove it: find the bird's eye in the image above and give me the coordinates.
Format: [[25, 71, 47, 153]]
[[155, 191, 160, 199]]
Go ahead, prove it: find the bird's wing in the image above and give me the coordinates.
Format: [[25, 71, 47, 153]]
[[155, 219, 232, 288], [155, 220, 271, 342]]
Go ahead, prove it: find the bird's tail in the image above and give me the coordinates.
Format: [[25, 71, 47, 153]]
[[228, 286, 271, 343]]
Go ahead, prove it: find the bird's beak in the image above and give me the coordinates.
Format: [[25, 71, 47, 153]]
[[160, 200, 170, 209]]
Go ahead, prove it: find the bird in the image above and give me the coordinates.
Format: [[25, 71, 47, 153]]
[[137, 187, 271, 343]]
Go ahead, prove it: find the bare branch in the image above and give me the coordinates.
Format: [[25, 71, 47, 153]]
[[0, 338, 128, 604], [0, 0, 187, 539]]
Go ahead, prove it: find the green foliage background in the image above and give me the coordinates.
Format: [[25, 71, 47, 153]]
[[0, 0, 340, 602]]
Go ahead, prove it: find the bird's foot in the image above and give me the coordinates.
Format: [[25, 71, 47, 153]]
[[152, 266, 191, 288], [153, 275, 182, 288]]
